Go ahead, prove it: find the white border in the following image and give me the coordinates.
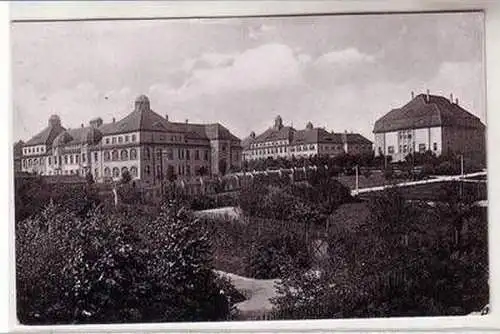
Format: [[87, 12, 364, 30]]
[[4, 1, 500, 333]]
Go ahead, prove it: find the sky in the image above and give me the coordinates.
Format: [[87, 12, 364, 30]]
[[11, 12, 485, 142]]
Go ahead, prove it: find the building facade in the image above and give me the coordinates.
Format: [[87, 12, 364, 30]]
[[20, 95, 242, 183], [373, 91, 486, 163], [242, 116, 372, 161]]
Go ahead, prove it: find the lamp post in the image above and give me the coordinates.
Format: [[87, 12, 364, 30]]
[[354, 164, 359, 195], [458, 154, 464, 199]]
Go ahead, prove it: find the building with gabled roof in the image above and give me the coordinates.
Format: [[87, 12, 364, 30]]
[[373, 90, 486, 162], [19, 95, 242, 182], [242, 116, 372, 161]]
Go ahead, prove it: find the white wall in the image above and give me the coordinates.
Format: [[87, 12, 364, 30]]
[[430, 127, 442, 155]]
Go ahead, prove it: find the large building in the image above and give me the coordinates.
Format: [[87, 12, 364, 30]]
[[373, 91, 486, 162], [242, 116, 372, 161], [19, 95, 242, 183]]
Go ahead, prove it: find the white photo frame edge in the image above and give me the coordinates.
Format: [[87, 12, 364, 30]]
[[4, 0, 500, 333]]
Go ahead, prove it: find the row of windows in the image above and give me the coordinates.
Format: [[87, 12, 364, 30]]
[[143, 148, 210, 162], [102, 166, 138, 178], [23, 146, 45, 155], [386, 142, 438, 154], [103, 134, 187, 145], [103, 149, 138, 161], [251, 140, 288, 149], [250, 144, 317, 156], [104, 134, 137, 145]]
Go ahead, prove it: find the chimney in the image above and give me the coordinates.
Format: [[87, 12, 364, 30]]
[[112, 117, 116, 123], [455, 98, 459, 105], [89, 117, 103, 128], [426, 89, 430, 102], [165, 113, 169, 121], [185, 119, 189, 124], [411, 91, 415, 99], [81, 123, 84, 128]]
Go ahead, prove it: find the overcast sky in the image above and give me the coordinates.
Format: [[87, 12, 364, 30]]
[[11, 12, 485, 142]]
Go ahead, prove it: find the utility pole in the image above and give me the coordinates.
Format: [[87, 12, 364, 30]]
[[355, 164, 359, 195], [459, 154, 464, 199]]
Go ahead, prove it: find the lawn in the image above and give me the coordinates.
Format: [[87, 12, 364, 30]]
[[359, 181, 487, 202], [335, 171, 394, 190]]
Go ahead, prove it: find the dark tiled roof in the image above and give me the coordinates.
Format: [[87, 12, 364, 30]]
[[345, 133, 373, 145], [98, 104, 240, 143], [170, 122, 240, 142], [292, 128, 342, 145], [25, 124, 66, 146], [243, 125, 372, 149], [253, 126, 295, 143], [99, 108, 175, 135], [53, 126, 104, 147], [374, 94, 485, 133]]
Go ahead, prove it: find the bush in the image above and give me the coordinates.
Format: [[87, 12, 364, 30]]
[[16, 201, 237, 324], [245, 232, 311, 279]]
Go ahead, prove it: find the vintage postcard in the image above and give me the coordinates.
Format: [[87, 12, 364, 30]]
[[9, 2, 494, 332]]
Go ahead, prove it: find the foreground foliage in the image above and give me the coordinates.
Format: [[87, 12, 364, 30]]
[[271, 187, 488, 318], [16, 200, 236, 324]]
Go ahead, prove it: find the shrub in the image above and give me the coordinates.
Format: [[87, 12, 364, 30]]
[[16, 201, 237, 324]]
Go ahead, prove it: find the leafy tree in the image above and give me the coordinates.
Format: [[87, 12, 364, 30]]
[[85, 172, 95, 185], [219, 159, 228, 176], [166, 165, 177, 182], [144, 201, 232, 321], [120, 170, 132, 184], [196, 166, 209, 177]]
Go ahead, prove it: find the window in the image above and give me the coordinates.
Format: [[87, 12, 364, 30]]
[[433, 142, 438, 151], [112, 137, 117, 144], [112, 167, 120, 178], [105, 138, 110, 145], [48, 157, 52, 165], [104, 151, 111, 161], [125, 135, 129, 142], [59, 156, 62, 165], [186, 165, 191, 176], [204, 150, 209, 161], [310, 145, 315, 150], [130, 166, 138, 177], [144, 148, 151, 160], [165, 148, 173, 160], [186, 149, 191, 160], [156, 149, 162, 160], [388, 146, 395, 154], [75, 155, 80, 164], [156, 165, 161, 179], [82, 153, 86, 162], [403, 145, 408, 153], [145, 165, 151, 176], [222, 145, 227, 152], [121, 166, 128, 175], [94, 152, 98, 162], [112, 150, 119, 161], [130, 148, 137, 160], [118, 136, 123, 144], [131, 134, 136, 142], [69, 155, 74, 164], [121, 149, 129, 160]]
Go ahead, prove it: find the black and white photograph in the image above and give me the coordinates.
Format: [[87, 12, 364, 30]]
[[11, 5, 490, 327]]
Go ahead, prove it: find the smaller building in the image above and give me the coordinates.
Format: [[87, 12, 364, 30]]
[[373, 91, 486, 163], [242, 116, 372, 161]]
